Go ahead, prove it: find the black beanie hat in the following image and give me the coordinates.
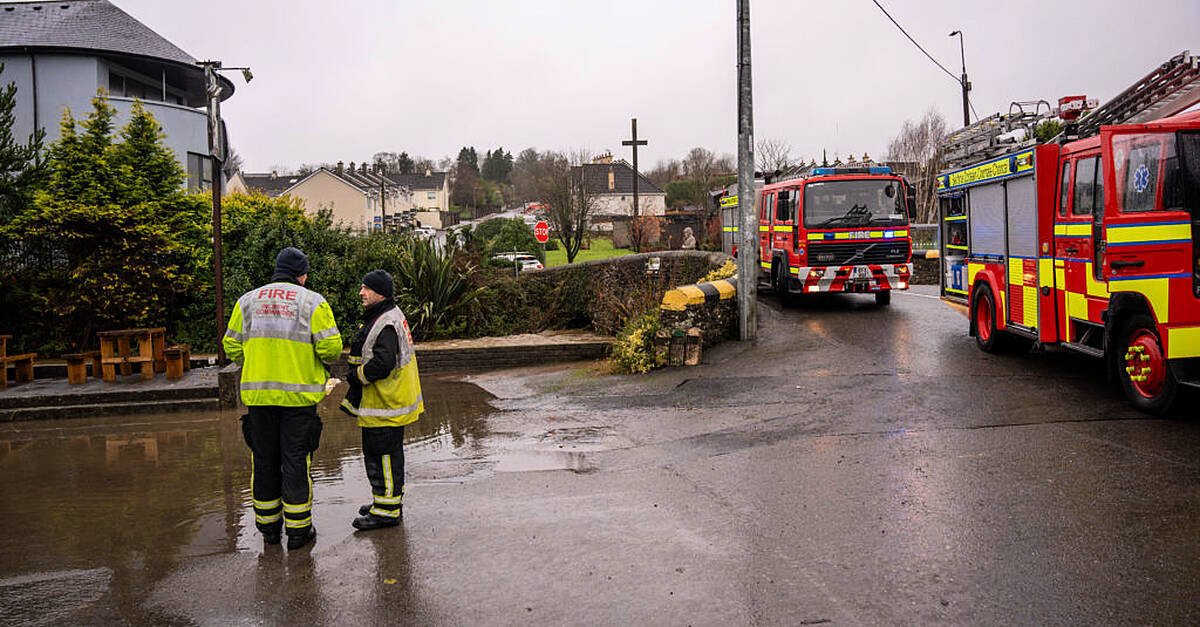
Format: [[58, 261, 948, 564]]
[[274, 247, 309, 278], [362, 269, 394, 299]]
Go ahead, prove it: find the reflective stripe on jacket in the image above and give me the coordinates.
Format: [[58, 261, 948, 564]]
[[343, 307, 423, 427], [223, 281, 342, 406]]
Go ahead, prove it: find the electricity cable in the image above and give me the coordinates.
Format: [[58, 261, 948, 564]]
[[869, 0, 979, 122]]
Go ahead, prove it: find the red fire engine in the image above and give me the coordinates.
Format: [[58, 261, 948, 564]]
[[751, 166, 917, 306], [938, 51, 1200, 413]]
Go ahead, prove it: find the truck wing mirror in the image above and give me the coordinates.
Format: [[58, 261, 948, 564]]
[[905, 183, 918, 220]]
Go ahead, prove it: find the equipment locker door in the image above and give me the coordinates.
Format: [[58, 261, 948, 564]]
[[1005, 175, 1040, 331]]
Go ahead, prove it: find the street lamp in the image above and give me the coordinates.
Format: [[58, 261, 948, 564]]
[[948, 30, 970, 127], [198, 60, 251, 364]]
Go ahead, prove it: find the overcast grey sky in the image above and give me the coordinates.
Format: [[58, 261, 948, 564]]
[[115, 0, 1200, 172]]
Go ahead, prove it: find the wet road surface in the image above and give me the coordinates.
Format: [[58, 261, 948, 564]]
[[2, 284, 1198, 624]]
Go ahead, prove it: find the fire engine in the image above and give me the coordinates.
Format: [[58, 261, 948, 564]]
[[938, 50, 1200, 414], [722, 166, 918, 306]]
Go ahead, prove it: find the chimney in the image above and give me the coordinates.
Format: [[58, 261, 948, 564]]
[[425, 168, 431, 177], [348, 161, 355, 175], [360, 162, 367, 175], [336, 161, 344, 175], [270, 170, 277, 179], [607, 167, 615, 191]]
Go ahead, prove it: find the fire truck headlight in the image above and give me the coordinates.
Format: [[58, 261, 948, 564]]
[[807, 286, 821, 293], [896, 264, 910, 275], [897, 281, 908, 289]]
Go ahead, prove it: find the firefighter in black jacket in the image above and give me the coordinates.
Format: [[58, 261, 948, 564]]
[[340, 270, 423, 530]]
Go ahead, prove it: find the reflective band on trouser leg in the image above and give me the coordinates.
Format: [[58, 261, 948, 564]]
[[250, 453, 283, 529], [369, 453, 403, 519], [283, 454, 314, 529]]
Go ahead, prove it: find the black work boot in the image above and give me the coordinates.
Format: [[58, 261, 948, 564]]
[[286, 526, 316, 550], [263, 530, 281, 546], [352, 513, 400, 531]]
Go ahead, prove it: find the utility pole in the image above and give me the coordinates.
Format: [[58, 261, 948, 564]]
[[736, 0, 757, 341], [199, 61, 251, 365], [949, 30, 970, 127]]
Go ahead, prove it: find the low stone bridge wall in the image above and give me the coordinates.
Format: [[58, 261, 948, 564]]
[[659, 277, 738, 348]]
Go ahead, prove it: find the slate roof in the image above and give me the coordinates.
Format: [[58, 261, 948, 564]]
[[577, 161, 664, 195], [387, 171, 447, 191], [242, 173, 301, 198], [0, 0, 194, 64]]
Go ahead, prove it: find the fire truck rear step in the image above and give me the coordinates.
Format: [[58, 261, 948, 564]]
[[1061, 342, 1105, 359]]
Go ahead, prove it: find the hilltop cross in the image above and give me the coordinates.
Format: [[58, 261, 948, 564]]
[[621, 118, 648, 217]]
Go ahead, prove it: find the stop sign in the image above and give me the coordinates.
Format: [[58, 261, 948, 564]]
[[534, 220, 550, 243]]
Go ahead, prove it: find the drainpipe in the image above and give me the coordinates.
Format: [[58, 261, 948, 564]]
[[24, 47, 39, 162]]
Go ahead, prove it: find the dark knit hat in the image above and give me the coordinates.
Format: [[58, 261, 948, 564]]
[[362, 269, 394, 299], [274, 247, 309, 278]]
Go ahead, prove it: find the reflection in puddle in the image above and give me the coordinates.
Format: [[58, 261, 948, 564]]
[[0, 378, 495, 624]]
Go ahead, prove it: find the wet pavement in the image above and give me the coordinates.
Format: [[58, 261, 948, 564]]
[[1, 284, 1198, 624]]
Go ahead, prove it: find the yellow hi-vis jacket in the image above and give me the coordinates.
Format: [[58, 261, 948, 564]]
[[343, 307, 423, 428], [223, 281, 342, 406]]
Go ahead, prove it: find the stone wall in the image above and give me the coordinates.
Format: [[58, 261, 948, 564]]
[[659, 278, 738, 348]]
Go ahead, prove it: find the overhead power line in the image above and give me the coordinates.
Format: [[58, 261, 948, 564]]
[[869, 0, 979, 122]]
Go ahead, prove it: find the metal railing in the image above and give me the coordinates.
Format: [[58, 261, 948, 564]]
[[909, 224, 938, 252]]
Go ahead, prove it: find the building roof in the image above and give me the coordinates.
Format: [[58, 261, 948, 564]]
[[0, 0, 231, 100], [387, 171, 447, 191], [577, 161, 664, 195], [241, 172, 302, 198]]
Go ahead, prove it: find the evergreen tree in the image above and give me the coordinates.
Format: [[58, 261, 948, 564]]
[[0, 62, 46, 222], [112, 99, 184, 205], [5, 93, 199, 349], [456, 146, 478, 173], [396, 151, 415, 174]]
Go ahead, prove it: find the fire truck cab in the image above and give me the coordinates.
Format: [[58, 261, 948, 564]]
[[757, 166, 917, 306], [938, 110, 1200, 414]]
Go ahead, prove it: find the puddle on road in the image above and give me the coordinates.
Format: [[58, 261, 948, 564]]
[[0, 378, 495, 624]]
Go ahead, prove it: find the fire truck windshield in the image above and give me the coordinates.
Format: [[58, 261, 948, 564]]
[[803, 179, 907, 228]]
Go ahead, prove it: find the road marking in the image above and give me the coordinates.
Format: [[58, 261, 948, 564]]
[[896, 290, 940, 300]]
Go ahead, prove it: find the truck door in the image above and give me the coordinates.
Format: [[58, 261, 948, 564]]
[[1102, 131, 1192, 319], [1054, 153, 1107, 341], [773, 188, 795, 265], [760, 191, 775, 272]]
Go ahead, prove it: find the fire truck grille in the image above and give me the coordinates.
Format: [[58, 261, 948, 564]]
[[807, 241, 909, 266]]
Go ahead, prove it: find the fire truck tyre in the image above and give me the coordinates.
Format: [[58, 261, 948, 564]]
[[972, 286, 1004, 354], [1115, 313, 1179, 415], [777, 266, 796, 307], [875, 290, 891, 306]]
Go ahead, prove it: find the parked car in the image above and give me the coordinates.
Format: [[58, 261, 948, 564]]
[[413, 226, 436, 239], [491, 252, 543, 272]]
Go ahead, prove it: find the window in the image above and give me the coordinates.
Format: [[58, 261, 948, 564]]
[[1121, 141, 1162, 212], [427, 191, 436, 200], [1058, 161, 1072, 216], [1073, 156, 1098, 216], [761, 193, 774, 222], [187, 152, 212, 193], [776, 189, 796, 222]]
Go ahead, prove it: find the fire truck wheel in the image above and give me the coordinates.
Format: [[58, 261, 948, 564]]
[[972, 285, 1003, 354], [875, 290, 891, 306], [1116, 313, 1179, 415], [775, 264, 796, 307]]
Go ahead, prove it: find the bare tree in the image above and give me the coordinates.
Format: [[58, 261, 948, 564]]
[[679, 147, 725, 248], [755, 138, 793, 174], [222, 146, 245, 178], [645, 158, 681, 187], [538, 151, 596, 264], [885, 107, 949, 223]]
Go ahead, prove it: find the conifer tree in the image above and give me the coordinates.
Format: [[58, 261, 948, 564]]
[[0, 62, 46, 221]]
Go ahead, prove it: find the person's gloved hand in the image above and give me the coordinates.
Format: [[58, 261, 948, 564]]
[[347, 367, 363, 387]]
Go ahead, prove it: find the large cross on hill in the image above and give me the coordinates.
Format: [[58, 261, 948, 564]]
[[621, 118, 648, 218]]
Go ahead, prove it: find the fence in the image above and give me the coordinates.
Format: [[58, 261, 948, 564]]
[[910, 223, 938, 253]]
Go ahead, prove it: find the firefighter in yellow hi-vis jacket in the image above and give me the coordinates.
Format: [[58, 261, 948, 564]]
[[339, 270, 423, 531], [223, 247, 342, 550]]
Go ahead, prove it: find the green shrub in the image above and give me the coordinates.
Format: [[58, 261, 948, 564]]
[[487, 219, 543, 262], [473, 217, 509, 242], [610, 310, 664, 374], [543, 238, 558, 251]]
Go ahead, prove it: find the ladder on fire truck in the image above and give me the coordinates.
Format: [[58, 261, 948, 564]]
[[943, 49, 1200, 168]]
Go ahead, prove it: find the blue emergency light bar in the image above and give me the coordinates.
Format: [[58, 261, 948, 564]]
[[811, 166, 893, 176]]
